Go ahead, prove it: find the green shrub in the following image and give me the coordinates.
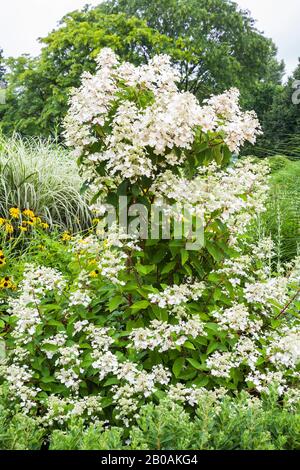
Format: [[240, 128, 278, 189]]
[[129, 394, 300, 450], [49, 421, 124, 450], [1, 222, 299, 429], [0, 384, 299, 450], [47, 393, 300, 450], [0, 386, 45, 450]]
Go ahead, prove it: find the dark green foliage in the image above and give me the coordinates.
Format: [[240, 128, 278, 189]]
[[0, 11, 173, 137], [254, 60, 300, 158]]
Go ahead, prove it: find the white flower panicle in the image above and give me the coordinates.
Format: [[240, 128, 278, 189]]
[[150, 158, 269, 245], [129, 318, 206, 352], [70, 225, 140, 286], [206, 336, 260, 379], [268, 326, 300, 369], [64, 48, 262, 184], [8, 264, 66, 342], [244, 277, 289, 309], [149, 281, 205, 308], [168, 383, 227, 407], [212, 304, 263, 336]]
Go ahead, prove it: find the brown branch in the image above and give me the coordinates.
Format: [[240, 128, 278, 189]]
[[275, 288, 300, 319]]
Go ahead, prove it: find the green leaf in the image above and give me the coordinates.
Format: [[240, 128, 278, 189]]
[[207, 341, 221, 355], [136, 264, 155, 275], [102, 397, 113, 408], [205, 323, 220, 333], [104, 377, 120, 387], [42, 305, 62, 314], [108, 295, 124, 312], [78, 343, 92, 349], [47, 320, 65, 327], [180, 249, 189, 265], [184, 341, 196, 350], [193, 376, 209, 387], [130, 300, 150, 312], [231, 368, 243, 384], [152, 305, 168, 322], [41, 376, 56, 384], [172, 357, 185, 377], [126, 318, 145, 331], [213, 288, 222, 301], [151, 248, 167, 264], [206, 241, 223, 262], [194, 336, 207, 346], [208, 273, 220, 283], [42, 343, 59, 352], [187, 358, 202, 369], [179, 369, 197, 380], [161, 261, 177, 274], [183, 264, 193, 276]]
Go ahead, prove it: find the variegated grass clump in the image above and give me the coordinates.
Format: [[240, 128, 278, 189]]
[[0, 134, 91, 232]]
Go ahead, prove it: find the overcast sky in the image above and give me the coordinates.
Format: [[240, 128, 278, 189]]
[[0, 0, 299, 78]]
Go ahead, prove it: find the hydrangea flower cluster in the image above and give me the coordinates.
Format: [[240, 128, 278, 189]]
[[8, 264, 66, 341], [149, 281, 205, 309], [64, 48, 262, 189], [3, 265, 66, 409], [128, 318, 206, 352], [150, 158, 270, 247]]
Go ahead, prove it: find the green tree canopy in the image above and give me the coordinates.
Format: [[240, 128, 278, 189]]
[[0, 2, 283, 137], [256, 60, 300, 158], [100, 0, 284, 105], [0, 10, 173, 136]]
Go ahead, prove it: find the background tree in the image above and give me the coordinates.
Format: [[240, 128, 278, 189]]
[[100, 0, 284, 107], [1, 55, 51, 135], [0, 1, 284, 138], [254, 60, 300, 158], [0, 10, 173, 136]]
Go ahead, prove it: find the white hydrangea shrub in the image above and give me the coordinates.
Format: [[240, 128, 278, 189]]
[[1, 49, 299, 427]]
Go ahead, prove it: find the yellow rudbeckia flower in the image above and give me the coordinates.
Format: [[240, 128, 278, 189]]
[[5, 223, 14, 234], [23, 209, 35, 219], [9, 207, 20, 218]]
